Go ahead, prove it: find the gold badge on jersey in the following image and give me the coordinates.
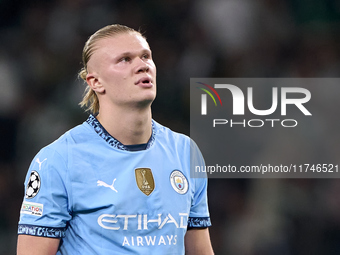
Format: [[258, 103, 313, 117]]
[[135, 168, 155, 196]]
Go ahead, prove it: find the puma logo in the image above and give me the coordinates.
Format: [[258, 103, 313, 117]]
[[97, 179, 118, 193], [35, 158, 47, 170]]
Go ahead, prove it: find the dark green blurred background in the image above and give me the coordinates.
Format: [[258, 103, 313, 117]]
[[1, 0, 340, 254]]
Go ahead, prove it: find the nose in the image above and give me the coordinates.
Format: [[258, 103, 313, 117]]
[[137, 65, 149, 73], [135, 58, 149, 73]]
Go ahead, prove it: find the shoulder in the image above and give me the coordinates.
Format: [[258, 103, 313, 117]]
[[154, 120, 202, 154], [35, 121, 93, 162], [153, 120, 203, 160], [50, 121, 91, 146], [153, 120, 191, 145]]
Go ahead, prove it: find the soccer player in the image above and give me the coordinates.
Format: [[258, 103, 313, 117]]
[[17, 24, 214, 255]]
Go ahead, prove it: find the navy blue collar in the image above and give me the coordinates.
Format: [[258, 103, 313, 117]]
[[86, 114, 156, 151]]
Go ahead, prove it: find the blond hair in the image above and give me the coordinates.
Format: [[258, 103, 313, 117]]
[[79, 24, 143, 113]]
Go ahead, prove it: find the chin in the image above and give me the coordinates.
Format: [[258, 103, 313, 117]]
[[143, 91, 156, 102], [138, 98, 155, 107]]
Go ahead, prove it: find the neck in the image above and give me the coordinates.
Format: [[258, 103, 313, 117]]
[[96, 106, 152, 145]]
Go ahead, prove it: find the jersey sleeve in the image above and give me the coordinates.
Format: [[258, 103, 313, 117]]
[[188, 139, 212, 229], [18, 146, 72, 238]]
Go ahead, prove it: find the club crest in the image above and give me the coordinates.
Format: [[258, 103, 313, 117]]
[[135, 168, 155, 196], [170, 170, 188, 194]]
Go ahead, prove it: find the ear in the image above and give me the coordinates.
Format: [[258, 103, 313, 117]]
[[86, 72, 105, 94]]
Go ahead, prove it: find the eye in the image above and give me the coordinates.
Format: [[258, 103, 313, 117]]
[[119, 56, 131, 62], [142, 53, 151, 60]]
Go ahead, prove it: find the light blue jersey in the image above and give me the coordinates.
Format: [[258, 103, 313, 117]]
[[18, 115, 211, 255]]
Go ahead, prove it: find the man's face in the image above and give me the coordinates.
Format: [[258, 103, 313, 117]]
[[86, 32, 157, 108]]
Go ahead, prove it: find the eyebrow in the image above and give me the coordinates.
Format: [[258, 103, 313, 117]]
[[117, 49, 152, 57]]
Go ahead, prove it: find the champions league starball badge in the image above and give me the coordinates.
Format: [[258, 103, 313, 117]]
[[25, 171, 41, 199], [170, 170, 188, 194]]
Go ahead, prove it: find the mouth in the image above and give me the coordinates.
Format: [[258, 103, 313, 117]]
[[135, 77, 153, 87]]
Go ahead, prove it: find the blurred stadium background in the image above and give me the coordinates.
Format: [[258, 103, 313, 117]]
[[1, 0, 340, 254]]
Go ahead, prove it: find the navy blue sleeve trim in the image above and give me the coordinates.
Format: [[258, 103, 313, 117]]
[[18, 224, 66, 238], [187, 217, 212, 228]]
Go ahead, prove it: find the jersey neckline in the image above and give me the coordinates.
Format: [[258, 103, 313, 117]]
[[86, 114, 156, 151]]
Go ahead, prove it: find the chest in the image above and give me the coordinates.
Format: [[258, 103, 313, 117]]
[[67, 145, 193, 231]]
